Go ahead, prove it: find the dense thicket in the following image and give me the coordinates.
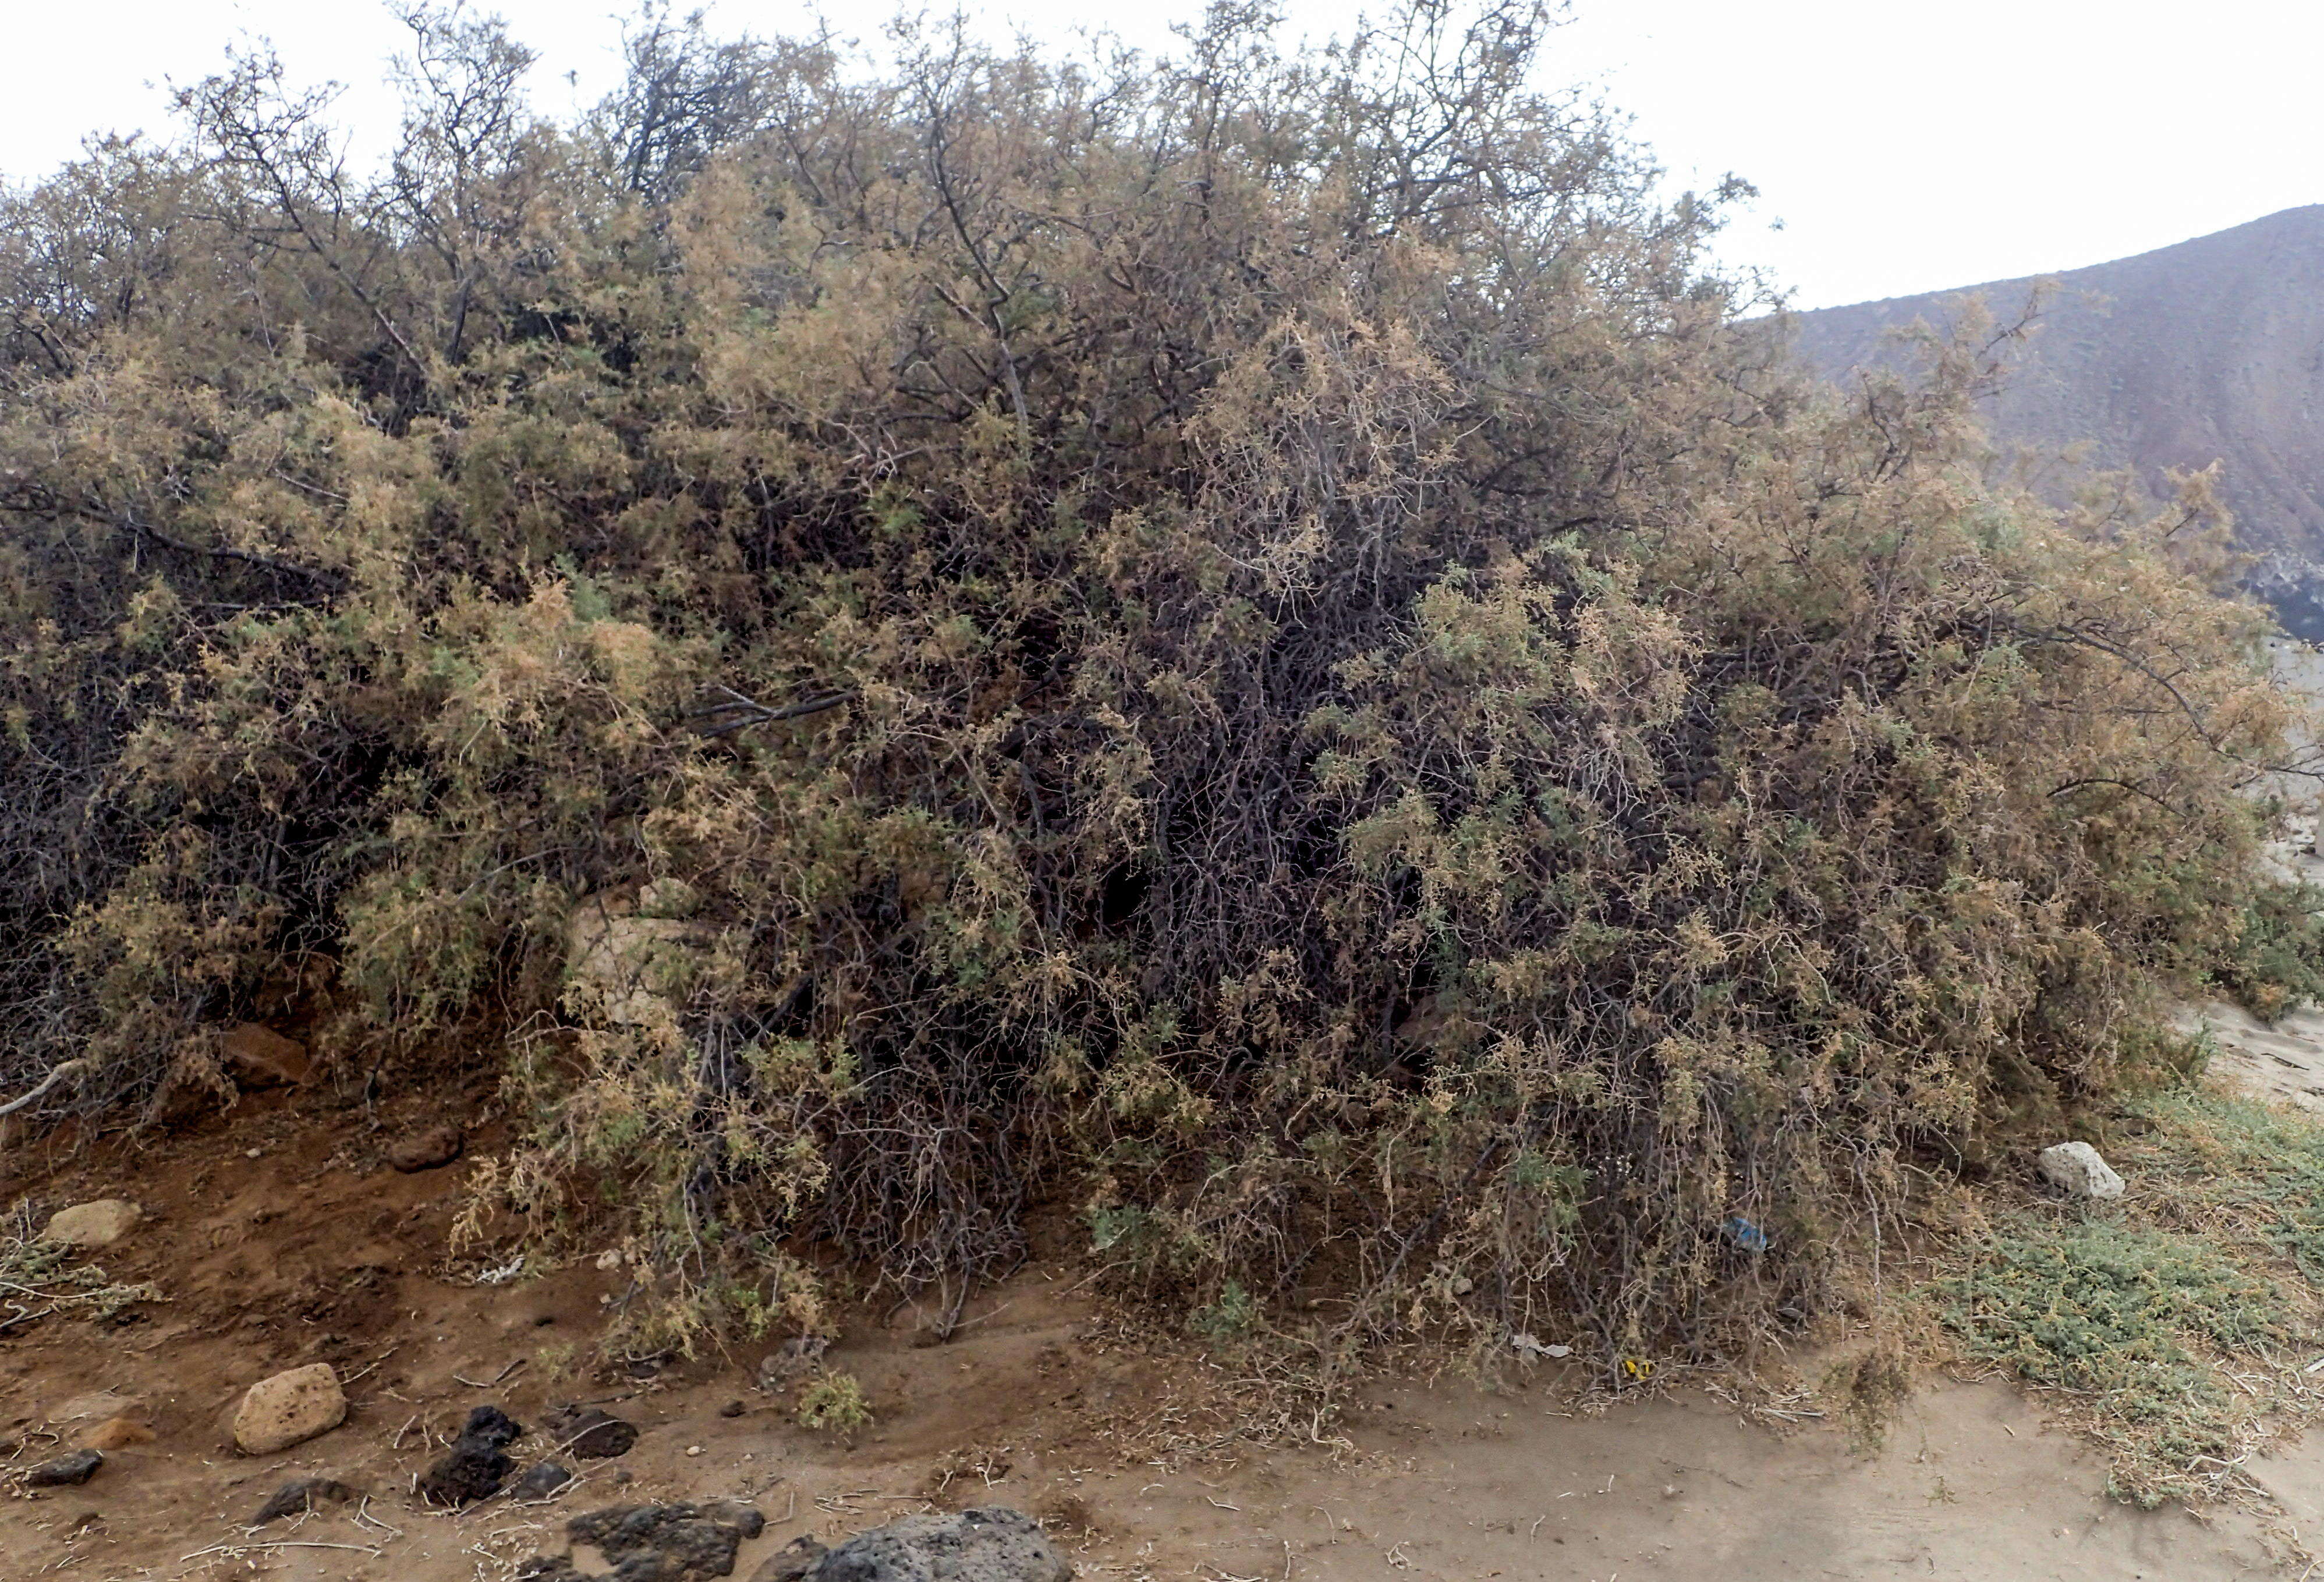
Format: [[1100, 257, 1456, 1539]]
[[1, 2, 2309, 1361]]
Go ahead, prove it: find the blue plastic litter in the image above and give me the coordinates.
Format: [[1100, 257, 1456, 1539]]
[[1724, 1215, 1769, 1253]]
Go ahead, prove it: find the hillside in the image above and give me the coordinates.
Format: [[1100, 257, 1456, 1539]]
[[1788, 205, 2324, 632]]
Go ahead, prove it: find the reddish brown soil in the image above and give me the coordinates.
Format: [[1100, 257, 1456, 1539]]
[[2, 1079, 2319, 1580]]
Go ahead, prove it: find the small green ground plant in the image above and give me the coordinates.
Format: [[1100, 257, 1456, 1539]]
[[1927, 1081, 2324, 1506], [0, 1211, 162, 1332], [2136, 1085, 2324, 1280], [2213, 878, 2324, 1020], [795, 1372, 873, 1435]]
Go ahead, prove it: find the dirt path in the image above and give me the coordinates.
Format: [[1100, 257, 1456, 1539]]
[[2183, 997, 2324, 1113], [3, 1075, 2319, 1580], [1124, 1379, 2288, 1581]]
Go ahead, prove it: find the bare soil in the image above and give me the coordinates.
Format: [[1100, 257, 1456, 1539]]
[[4, 1073, 2321, 1581]]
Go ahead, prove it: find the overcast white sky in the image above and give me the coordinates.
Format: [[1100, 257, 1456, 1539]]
[[3, 0, 2319, 310]]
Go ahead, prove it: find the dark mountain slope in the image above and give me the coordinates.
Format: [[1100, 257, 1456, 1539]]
[[1788, 205, 2324, 630]]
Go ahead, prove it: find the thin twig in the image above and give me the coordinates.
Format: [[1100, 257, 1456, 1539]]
[[178, 1540, 385, 1560], [0, 1060, 86, 1119], [684, 686, 857, 739], [453, 1357, 526, 1389]]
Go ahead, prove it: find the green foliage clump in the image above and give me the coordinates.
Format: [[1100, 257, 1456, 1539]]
[[0, 1216, 162, 1327], [794, 1372, 873, 1435], [0, 1, 2316, 1363], [2125, 1086, 2324, 1282], [1937, 1218, 2282, 1505], [1922, 1087, 2324, 1505], [1188, 1279, 1262, 1344], [2213, 877, 2324, 1020], [1940, 1219, 2285, 1385]]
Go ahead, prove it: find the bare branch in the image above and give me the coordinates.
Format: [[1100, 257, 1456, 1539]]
[[0, 1060, 86, 1119]]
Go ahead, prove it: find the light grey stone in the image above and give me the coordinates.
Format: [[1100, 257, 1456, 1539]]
[[2038, 1140, 2125, 1200]]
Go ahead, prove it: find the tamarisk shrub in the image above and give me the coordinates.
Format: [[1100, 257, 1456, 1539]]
[[0, 1, 2313, 1360]]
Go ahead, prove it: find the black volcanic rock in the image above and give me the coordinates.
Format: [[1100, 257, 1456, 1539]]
[[419, 1406, 526, 1507]]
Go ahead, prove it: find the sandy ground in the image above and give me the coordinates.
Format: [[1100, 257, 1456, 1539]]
[[2182, 996, 2324, 1113], [4, 1064, 2323, 1582]]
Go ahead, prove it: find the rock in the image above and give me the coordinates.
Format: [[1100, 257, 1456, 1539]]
[[41, 1199, 142, 1248], [219, 1023, 314, 1088], [387, 1124, 465, 1173], [20, 1449, 103, 1488], [565, 903, 710, 1027], [564, 1501, 766, 1580], [232, 1364, 347, 1455], [80, 1417, 155, 1450], [718, 1399, 746, 1418], [461, 1406, 527, 1449], [707, 1501, 768, 1540], [751, 1537, 831, 1582], [251, 1475, 359, 1524], [420, 1442, 515, 1507], [543, 1403, 639, 1459], [757, 1334, 830, 1389], [778, 1507, 1072, 1581], [511, 1461, 575, 1501], [2039, 1140, 2126, 1200], [419, 1406, 526, 1507]]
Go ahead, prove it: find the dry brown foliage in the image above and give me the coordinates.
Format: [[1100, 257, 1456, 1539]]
[[0, 2, 2314, 1365]]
